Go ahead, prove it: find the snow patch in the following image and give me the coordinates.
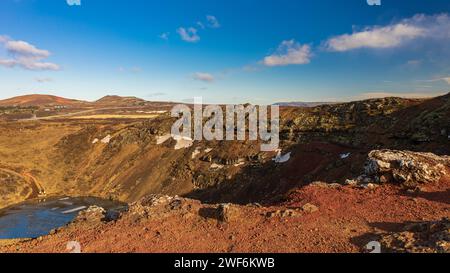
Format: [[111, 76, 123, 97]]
[[101, 135, 112, 144], [92, 138, 99, 144], [173, 135, 194, 150], [156, 134, 194, 150], [340, 153, 351, 159], [273, 150, 291, 163]]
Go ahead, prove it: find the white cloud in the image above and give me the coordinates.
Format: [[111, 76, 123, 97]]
[[441, 77, 450, 84], [206, 15, 220, 28], [417, 76, 450, 85], [326, 24, 424, 51], [192, 72, 214, 82], [177, 27, 200, 43], [66, 0, 81, 6], [325, 13, 450, 51], [159, 32, 170, 40], [0, 59, 16, 67], [0, 36, 60, 71], [197, 21, 205, 29], [5, 40, 50, 58], [0, 35, 9, 43], [263, 40, 312, 66]]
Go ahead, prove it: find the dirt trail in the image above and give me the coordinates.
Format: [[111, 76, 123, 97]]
[[22, 172, 45, 197], [0, 168, 44, 199]]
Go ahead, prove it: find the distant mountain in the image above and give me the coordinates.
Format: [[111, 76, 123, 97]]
[[94, 95, 147, 106], [0, 94, 166, 108], [0, 94, 88, 107], [273, 101, 337, 107]]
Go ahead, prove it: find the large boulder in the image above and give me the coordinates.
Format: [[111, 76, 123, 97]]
[[354, 150, 450, 187]]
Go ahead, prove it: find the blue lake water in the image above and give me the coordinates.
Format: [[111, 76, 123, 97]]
[[0, 197, 126, 239]]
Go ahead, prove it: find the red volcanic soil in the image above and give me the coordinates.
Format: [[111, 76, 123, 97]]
[[0, 94, 87, 107], [2, 177, 448, 253]]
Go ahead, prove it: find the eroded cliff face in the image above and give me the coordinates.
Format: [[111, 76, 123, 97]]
[[0, 94, 449, 209]]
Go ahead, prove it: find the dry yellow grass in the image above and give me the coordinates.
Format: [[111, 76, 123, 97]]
[[69, 114, 160, 119]]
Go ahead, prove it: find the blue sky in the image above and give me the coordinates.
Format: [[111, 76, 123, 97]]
[[0, 0, 450, 104]]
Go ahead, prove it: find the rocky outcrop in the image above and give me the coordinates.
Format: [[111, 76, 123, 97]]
[[217, 203, 241, 222], [380, 218, 450, 253], [73, 206, 107, 223], [348, 150, 450, 188], [126, 194, 201, 221]]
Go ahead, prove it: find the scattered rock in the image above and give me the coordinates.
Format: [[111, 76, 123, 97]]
[[301, 203, 319, 213], [311, 181, 342, 189], [217, 204, 240, 222], [360, 183, 379, 190], [167, 199, 183, 210], [344, 179, 358, 186], [74, 206, 106, 223], [266, 209, 299, 218], [380, 218, 450, 253]]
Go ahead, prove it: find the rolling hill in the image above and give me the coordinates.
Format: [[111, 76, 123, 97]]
[[0, 94, 88, 107]]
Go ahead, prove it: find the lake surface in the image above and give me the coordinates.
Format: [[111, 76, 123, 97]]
[[0, 197, 127, 239]]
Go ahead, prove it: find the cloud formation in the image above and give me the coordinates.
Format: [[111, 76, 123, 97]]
[[0, 35, 60, 71], [196, 21, 205, 29], [441, 77, 450, 84], [206, 15, 221, 28], [176, 15, 220, 43], [325, 14, 450, 51], [263, 40, 312, 66], [66, 0, 81, 6], [192, 72, 214, 82], [177, 27, 200, 43], [417, 76, 450, 85], [159, 32, 170, 40]]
